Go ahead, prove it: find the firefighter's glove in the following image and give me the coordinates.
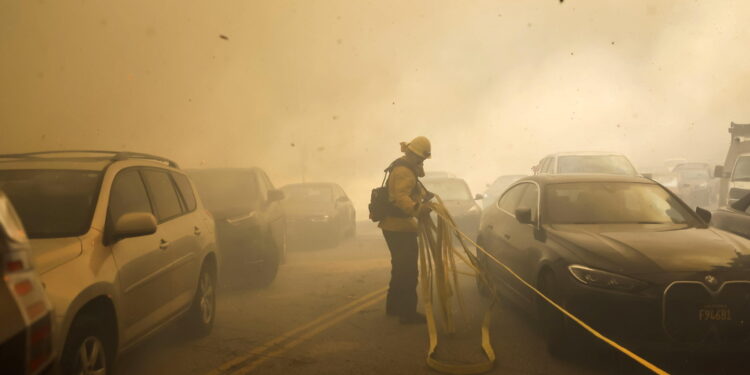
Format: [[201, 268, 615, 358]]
[[416, 202, 432, 217]]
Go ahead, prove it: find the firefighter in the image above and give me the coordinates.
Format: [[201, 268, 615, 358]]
[[379, 136, 432, 324]]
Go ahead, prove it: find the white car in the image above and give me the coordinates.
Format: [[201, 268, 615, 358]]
[[533, 151, 639, 176], [0, 151, 219, 375], [725, 153, 750, 205]]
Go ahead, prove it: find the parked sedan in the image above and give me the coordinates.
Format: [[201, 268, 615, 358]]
[[533, 152, 639, 176], [0, 191, 54, 375], [281, 182, 355, 247], [189, 168, 285, 287], [476, 174, 750, 355], [422, 176, 482, 242]]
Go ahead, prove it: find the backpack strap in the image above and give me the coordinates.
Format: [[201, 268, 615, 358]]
[[384, 158, 431, 198]]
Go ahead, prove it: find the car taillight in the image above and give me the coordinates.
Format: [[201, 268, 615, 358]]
[[6, 259, 24, 272], [28, 314, 53, 373], [13, 279, 32, 296], [3, 250, 30, 274]]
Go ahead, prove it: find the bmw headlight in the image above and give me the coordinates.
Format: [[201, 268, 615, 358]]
[[568, 265, 647, 292]]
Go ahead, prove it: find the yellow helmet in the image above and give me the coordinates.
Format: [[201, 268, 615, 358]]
[[401, 136, 431, 159]]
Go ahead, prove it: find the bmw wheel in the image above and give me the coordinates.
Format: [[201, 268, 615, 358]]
[[538, 271, 569, 357]]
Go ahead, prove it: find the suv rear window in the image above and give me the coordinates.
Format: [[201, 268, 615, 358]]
[[172, 172, 197, 212], [142, 170, 183, 221], [0, 170, 101, 238], [189, 170, 260, 217]]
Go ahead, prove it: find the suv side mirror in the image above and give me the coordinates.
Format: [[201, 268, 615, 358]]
[[114, 212, 157, 240], [268, 189, 285, 202], [695, 207, 712, 223], [641, 173, 653, 179], [515, 208, 534, 225], [474, 193, 484, 200], [714, 165, 726, 178]]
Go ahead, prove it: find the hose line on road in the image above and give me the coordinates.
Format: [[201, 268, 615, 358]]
[[420, 198, 669, 375], [418, 196, 495, 374]]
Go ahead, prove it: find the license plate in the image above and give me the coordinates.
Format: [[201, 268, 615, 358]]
[[698, 304, 732, 321]]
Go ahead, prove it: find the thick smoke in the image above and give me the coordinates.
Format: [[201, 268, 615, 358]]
[[2, 0, 749, 211]]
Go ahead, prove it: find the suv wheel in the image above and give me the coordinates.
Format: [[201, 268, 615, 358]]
[[61, 314, 115, 375], [347, 219, 356, 238], [253, 245, 280, 287], [185, 264, 216, 337]]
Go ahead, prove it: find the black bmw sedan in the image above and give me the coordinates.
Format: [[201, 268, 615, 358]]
[[476, 174, 750, 355]]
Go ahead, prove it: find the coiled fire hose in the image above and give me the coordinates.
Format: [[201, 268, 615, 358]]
[[417, 196, 669, 375]]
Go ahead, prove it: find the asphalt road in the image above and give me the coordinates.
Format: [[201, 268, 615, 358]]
[[115, 222, 746, 375]]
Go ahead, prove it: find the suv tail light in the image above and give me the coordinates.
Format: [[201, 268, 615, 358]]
[[3, 250, 30, 274], [28, 314, 53, 374], [13, 279, 32, 296]]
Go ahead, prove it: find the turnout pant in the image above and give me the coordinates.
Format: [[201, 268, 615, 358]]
[[382, 230, 419, 317]]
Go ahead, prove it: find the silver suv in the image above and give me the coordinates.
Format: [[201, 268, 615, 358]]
[[0, 151, 219, 375]]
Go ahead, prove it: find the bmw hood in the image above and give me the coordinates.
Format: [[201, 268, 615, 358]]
[[29, 237, 83, 275], [547, 225, 750, 276]]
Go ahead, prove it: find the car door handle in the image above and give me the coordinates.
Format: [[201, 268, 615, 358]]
[[159, 239, 170, 250], [193, 226, 201, 236]]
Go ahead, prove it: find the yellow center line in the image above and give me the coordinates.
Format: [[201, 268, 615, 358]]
[[232, 293, 387, 375], [206, 286, 388, 375]]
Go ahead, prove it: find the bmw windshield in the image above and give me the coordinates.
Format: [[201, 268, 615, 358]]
[[0, 170, 101, 238], [545, 182, 699, 226]]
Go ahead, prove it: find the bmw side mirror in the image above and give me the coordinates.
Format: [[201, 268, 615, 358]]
[[113, 212, 157, 240], [642, 173, 653, 179], [515, 208, 533, 225], [268, 189, 285, 202], [474, 194, 484, 200], [695, 207, 712, 224]]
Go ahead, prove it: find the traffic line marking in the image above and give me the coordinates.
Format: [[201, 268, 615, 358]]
[[207, 286, 387, 375], [233, 293, 386, 374]]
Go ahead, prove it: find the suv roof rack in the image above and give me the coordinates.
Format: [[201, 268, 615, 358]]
[[0, 150, 180, 168]]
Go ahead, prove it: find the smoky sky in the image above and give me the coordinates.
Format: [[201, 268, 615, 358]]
[[2, 0, 749, 210]]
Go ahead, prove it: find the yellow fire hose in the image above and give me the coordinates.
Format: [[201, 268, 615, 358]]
[[418, 197, 669, 375]]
